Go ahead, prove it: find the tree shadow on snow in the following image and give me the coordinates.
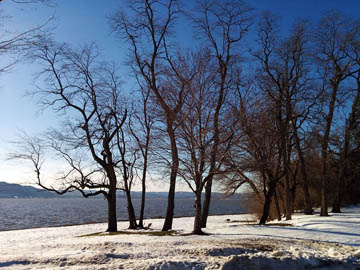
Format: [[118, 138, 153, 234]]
[[221, 255, 358, 270], [267, 225, 360, 241], [0, 260, 30, 268]]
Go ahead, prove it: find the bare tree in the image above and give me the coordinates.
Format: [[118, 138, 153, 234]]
[[237, 91, 286, 224], [332, 69, 360, 212], [175, 48, 237, 234], [313, 11, 360, 216], [331, 27, 360, 212], [176, 50, 213, 234], [111, 0, 191, 231], [252, 13, 319, 218], [219, 84, 261, 198], [190, 0, 253, 228], [14, 39, 129, 232], [129, 86, 154, 228], [8, 134, 45, 188]]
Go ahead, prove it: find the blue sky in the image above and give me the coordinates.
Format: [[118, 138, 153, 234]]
[[1, 0, 360, 189]]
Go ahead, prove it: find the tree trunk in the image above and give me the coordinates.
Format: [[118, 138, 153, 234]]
[[138, 154, 148, 228], [274, 189, 282, 221], [201, 177, 212, 228], [332, 120, 351, 213], [259, 193, 273, 225], [332, 86, 359, 212], [200, 66, 225, 228], [281, 125, 292, 220], [162, 177, 176, 231], [320, 83, 338, 216], [193, 190, 204, 235], [292, 123, 312, 214], [106, 187, 117, 232], [259, 181, 277, 225], [331, 172, 342, 213], [284, 174, 292, 220], [162, 125, 178, 231], [320, 157, 329, 216], [125, 190, 138, 229]]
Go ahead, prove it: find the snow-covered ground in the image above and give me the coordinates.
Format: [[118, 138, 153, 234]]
[[1, 205, 360, 269]]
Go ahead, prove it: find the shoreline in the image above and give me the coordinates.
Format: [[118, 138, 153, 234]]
[[0, 212, 252, 233], [0, 196, 246, 232]]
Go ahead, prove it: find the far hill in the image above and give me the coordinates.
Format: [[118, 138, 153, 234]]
[[0, 181, 243, 199], [0, 182, 56, 198]]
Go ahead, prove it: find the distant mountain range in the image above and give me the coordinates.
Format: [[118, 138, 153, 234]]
[[0, 181, 242, 199]]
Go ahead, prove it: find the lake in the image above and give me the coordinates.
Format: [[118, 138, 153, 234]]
[[0, 195, 246, 231]]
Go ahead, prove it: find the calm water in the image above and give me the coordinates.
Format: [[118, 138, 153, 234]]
[[0, 196, 245, 231]]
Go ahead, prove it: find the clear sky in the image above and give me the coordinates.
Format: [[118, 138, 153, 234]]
[[1, 0, 360, 189]]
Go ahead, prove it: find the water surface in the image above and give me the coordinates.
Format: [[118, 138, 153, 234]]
[[0, 196, 245, 231]]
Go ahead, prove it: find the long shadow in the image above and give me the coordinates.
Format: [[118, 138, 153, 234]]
[[0, 260, 30, 268], [300, 220, 360, 225], [215, 231, 360, 246], [221, 254, 358, 269], [106, 253, 131, 260], [298, 221, 360, 230], [267, 225, 360, 238], [217, 222, 360, 246]]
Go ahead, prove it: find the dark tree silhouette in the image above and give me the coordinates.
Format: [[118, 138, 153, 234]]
[[12, 39, 129, 232], [111, 0, 189, 231]]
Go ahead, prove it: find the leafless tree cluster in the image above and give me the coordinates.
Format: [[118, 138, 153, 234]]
[[224, 10, 360, 223], [9, 0, 360, 234]]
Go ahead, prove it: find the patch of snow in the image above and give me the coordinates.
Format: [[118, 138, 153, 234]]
[[0, 206, 360, 269]]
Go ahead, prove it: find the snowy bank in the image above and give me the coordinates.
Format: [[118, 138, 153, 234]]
[[1, 206, 360, 269]]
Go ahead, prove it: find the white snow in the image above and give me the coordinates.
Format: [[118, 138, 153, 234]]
[[1, 205, 360, 269]]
